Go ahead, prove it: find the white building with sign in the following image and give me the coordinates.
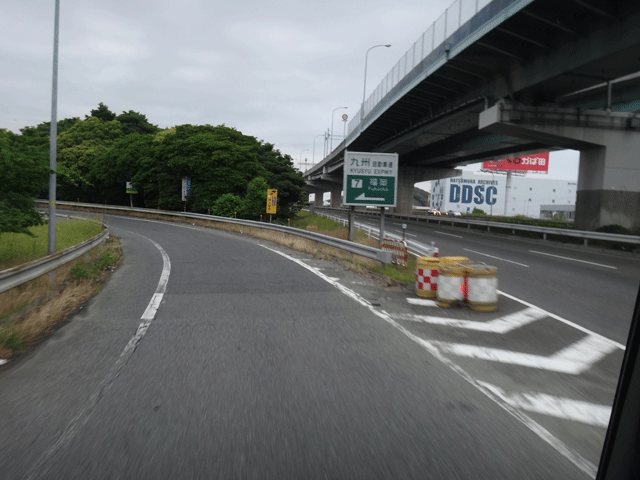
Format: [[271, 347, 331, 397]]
[[430, 172, 577, 218]]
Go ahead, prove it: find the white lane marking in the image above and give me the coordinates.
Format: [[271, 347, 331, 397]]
[[406, 233, 418, 237], [25, 232, 171, 480], [261, 245, 597, 477], [530, 250, 617, 270], [479, 382, 612, 427], [434, 334, 618, 374], [394, 307, 547, 333], [464, 248, 529, 267], [498, 290, 626, 351], [434, 231, 463, 238], [406, 298, 438, 307]]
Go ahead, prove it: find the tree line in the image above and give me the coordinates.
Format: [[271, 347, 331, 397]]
[[1, 103, 306, 235]]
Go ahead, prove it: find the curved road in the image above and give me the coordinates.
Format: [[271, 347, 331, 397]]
[[0, 213, 633, 479]]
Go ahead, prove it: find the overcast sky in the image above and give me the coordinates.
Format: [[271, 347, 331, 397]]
[[1, 0, 579, 184]]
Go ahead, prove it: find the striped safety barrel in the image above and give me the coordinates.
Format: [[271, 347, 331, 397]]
[[415, 256, 440, 298], [465, 263, 498, 312], [436, 262, 467, 308]]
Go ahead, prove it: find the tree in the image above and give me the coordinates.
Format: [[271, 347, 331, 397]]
[[254, 142, 305, 218], [0, 130, 48, 235], [154, 125, 267, 212], [56, 117, 123, 201], [212, 193, 242, 217], [87, 102, 116, 122], [116, 110, 159, 135], [93, 133, 156, 205], [240, 177, 269, 219]]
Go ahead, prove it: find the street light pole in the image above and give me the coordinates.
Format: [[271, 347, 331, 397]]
[[361, 44, 391, 130], [312, 134, 324, 165], [330, 106, 347, 151], [48, 0, 61, 256], [299, 149, 309, 171]]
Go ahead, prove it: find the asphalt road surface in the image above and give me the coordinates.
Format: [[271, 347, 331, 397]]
[[1, 212, 636, 479]]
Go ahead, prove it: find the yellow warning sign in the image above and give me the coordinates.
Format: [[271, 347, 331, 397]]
[[266, 189, 277, 214]]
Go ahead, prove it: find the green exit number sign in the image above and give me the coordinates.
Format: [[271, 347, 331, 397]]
[[343, 151, 398, 207]]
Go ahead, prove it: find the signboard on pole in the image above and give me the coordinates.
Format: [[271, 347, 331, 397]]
[[343, 151, 398, 206], [482, 152, 549, 173], [182, 177, 191, 201], [266, 189, 277, 214], [125, 182, 137, 194]]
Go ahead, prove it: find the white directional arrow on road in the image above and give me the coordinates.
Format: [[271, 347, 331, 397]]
[[433, 334, 619, 374], [393, 307, 547, 333]]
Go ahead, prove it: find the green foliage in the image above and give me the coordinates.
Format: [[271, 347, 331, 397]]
[[595, 224, 632, 235], [56, 117, 124, 201], [413, 186, 430, 207], [290, 210, 343, 231], [241, 177, 269, 219], [0, 324, 23, 352], [87, 102, 116, 122], [212, 193, 242, 217], [70, 250, 117, 281], [0, 218, 103, 269], [2, 106, 305, 219], [472, 208, 486, 215], [116, 110, 159, 135], [491, 215, 574, 229], [0, 130, 48, 236]]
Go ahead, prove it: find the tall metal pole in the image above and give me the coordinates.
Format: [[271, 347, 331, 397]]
[[48, 0, 60, 255], [504, 171, 512, 216], [312, 133, 324, 165], [299, 149, 309, 171], [361, 44, 391, 132], [330, 106, 347, 151]]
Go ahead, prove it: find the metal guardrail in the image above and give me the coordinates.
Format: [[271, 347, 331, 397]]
[[33, 201, 393, 265], [0, 224, 109, 294], [313, 207, 640, 247]]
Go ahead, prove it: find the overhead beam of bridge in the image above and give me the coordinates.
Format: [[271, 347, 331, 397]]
[[480, 100, 640, 231]]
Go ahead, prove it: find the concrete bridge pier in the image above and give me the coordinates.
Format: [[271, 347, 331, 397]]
[[480, 101, 640, 232], [393, 166, 462, 215], [330, 186, 342, 208]]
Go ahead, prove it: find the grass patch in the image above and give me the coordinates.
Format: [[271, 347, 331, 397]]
[[368, 254, 418, 284], [0, 235, 122, 359], [0, 216, 104, 270], [292, 211, 416, 284]]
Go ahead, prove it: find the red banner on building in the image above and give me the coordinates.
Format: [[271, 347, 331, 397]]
[[482, 152, 549, 172]]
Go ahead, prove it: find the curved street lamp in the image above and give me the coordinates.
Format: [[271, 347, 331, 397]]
[[330, 106, 348, 151], [361, 44, 391, 128]]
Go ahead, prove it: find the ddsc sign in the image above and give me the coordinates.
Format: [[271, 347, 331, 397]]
[[449, 184, 498, 205]]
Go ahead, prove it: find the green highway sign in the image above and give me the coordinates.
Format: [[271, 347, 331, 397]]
[[343, 151, 398, 207]]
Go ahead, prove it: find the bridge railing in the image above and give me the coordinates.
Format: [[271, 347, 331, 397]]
[[346, 0, 495, 142]]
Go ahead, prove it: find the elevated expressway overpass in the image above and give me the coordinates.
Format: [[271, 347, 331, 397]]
[[303, 0, 640, 231]]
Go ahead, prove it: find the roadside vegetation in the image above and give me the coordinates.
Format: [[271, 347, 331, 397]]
[[0, 216, 103, 270], [291, 211, 416, 284], [2, 102, 305, 229], [0, 235, 121, 360]]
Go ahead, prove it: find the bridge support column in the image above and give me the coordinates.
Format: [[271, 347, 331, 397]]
[[394, 166, 462, 215], [480, 101, 640, 231], [314, 194, 325, 207], [330, 186, 342, 208]]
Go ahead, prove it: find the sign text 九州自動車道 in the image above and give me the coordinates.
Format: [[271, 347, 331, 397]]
[[343, 151, 398, 207]]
